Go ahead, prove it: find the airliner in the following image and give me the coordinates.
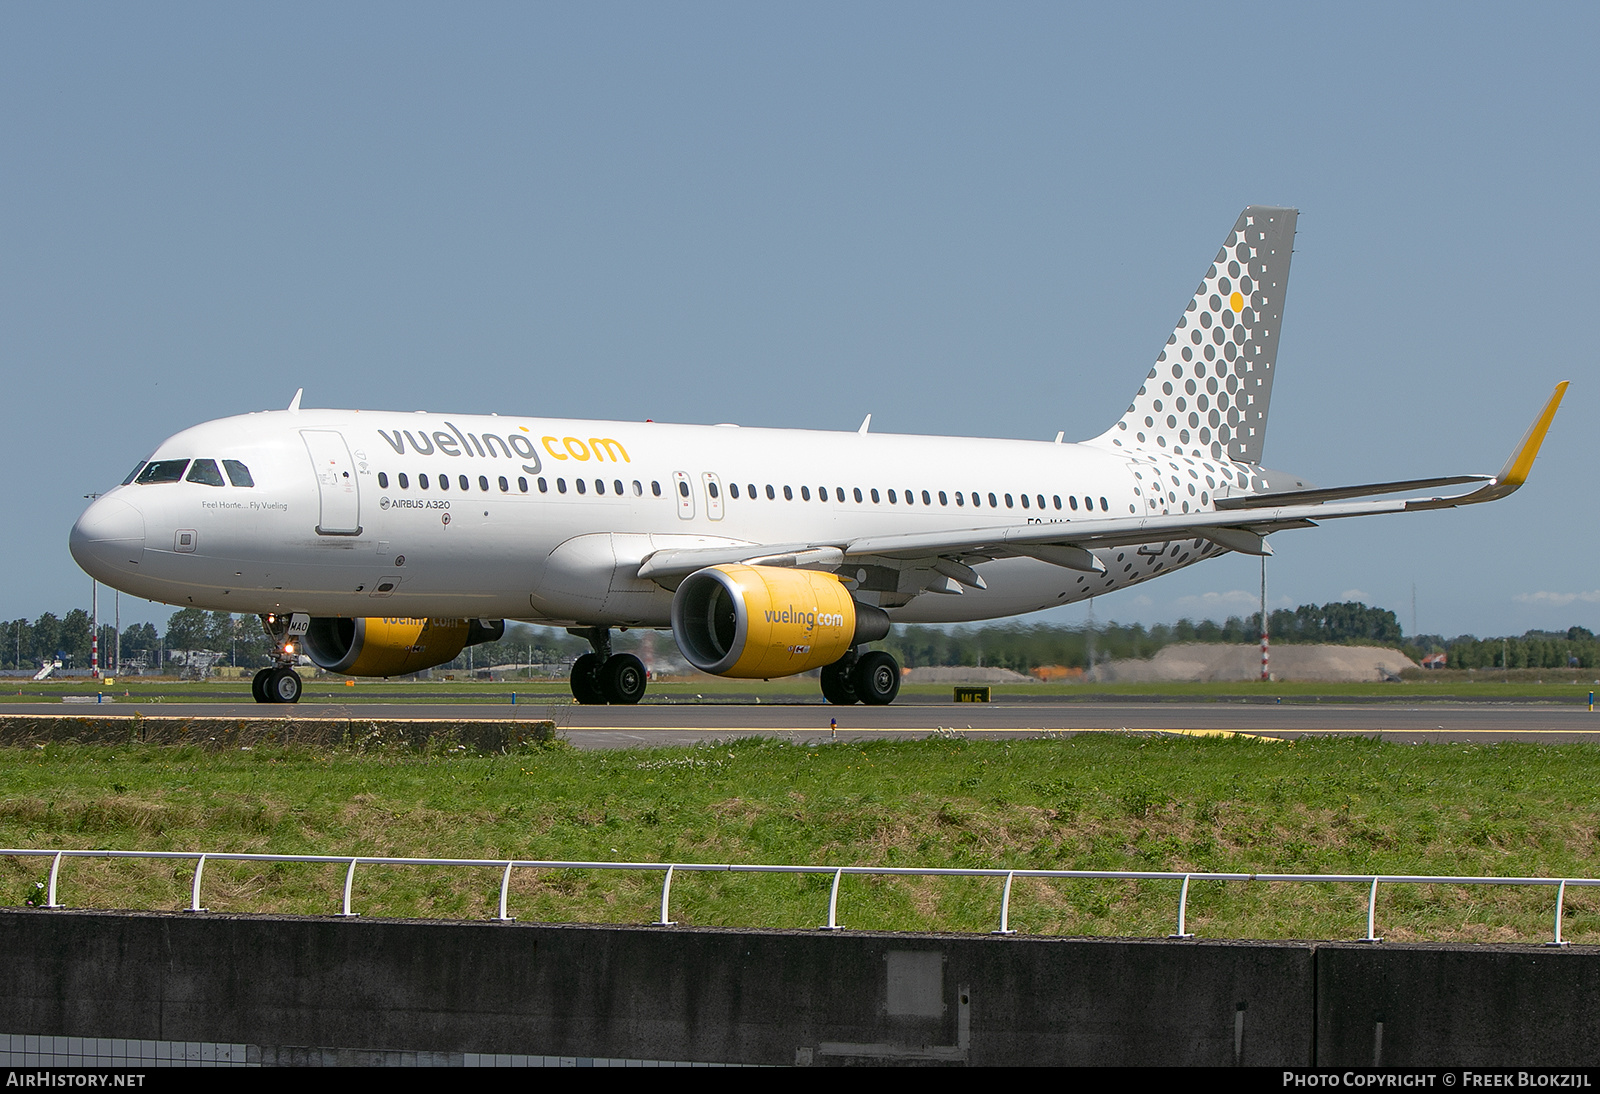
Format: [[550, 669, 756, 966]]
[[70, 207, 1567, 705]]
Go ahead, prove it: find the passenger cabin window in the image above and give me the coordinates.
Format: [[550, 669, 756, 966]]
[[185, 459, 225, 487], [419, 474, 430, 489], [398, 473, 410, 489], [459, 475, 470, 491], [479, 476, 490, 491], [652, 481, 662, 496], [783, 486, 793, 500], [766, 485, 775, 500], [378, 472, 389, 489], [801, 486, 811, 501], [136, 460, 189, 484], [223, 460, 254, 487], [438, 475, 449, 491], [576, 479, 586, 494]]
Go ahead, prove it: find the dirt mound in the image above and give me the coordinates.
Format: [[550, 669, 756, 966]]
[[1089, 643, 1417, 683], [904, 666, 1036, 684]]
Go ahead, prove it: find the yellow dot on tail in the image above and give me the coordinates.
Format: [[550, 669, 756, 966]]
[[1230, 291, 1244, 312]]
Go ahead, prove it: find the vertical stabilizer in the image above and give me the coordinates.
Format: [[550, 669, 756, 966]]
[[1095, 206, 1297, 464]]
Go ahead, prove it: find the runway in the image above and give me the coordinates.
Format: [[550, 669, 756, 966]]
[[9, 699, 1600, 748]]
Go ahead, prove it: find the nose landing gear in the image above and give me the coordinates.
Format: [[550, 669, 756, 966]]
[[251, 614, 303, 704], [250, 664, 303, 704], [568, 628, 647, 705]]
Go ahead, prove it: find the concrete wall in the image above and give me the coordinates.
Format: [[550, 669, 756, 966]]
[[0, 909, 1310, 1066], [1316, 943, 1600, 1067], [4, 909, 1598, 1066]]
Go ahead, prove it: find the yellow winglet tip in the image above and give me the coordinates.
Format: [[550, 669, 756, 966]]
[[1496, 380, 1568, 488]]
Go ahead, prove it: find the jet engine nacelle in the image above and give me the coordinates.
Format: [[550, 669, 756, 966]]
[[301, 617, 504, 677], [670, 564, 890, 678]]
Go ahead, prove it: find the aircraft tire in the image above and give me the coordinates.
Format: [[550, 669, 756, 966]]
[[251, 668, 272, 703], [569, 653, 606, 704], [600, 653, 647, 705], [852, 652, 900, 706], [820, 661, 858, 705], [267, 667, 302, 704]]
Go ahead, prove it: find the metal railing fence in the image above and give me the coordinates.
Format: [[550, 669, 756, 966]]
[[4, 847, 1593, 945]]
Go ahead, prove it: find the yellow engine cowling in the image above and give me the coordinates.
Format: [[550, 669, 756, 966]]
[[301, 617, 502, 677], [670, 564, 890, 679]]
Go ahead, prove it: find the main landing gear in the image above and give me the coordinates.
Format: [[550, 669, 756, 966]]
[[568, 627, 647, 705], [821, 647, 901, 706]]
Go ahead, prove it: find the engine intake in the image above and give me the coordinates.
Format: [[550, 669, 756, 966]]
[[671, 564, 890, 678], [301, 617, 504, 677]]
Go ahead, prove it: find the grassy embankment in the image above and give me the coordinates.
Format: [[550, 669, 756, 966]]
[[4, 734, 1600, 943]]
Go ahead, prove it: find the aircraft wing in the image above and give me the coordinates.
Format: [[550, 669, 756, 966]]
[[636, 382, 1567, 584]]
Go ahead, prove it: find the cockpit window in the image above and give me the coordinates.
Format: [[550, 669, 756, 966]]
[[222, 460, 254, 487], [121, 462, 147, 486], [185, 459, 226, 487], [135, 459, 189, 484]]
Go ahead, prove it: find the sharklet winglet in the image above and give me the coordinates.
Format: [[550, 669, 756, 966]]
[[287, 388, 303, 414], [1492, 380, 1568, 490]]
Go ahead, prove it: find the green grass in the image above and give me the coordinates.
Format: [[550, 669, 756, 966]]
[[4, 734, 1600, 942]]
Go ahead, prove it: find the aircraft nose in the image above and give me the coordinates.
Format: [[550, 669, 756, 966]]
[[69, 496, 146, 581]]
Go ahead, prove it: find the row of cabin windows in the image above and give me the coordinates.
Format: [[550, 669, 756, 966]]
[[722, 483, 1110, 512], [378, 472, 656, 496], [125, 459, 255, 488], [376, 471, 1109, 513]]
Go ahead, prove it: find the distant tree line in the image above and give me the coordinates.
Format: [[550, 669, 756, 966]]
[[4, 601, 1597, 676], [1, 609, 273, 673]]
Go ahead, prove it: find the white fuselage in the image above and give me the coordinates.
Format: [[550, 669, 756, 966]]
[[71, 408, 1262, 627]]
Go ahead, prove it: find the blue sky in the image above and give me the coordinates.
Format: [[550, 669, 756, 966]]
[[4, 3, 1595, 638]]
